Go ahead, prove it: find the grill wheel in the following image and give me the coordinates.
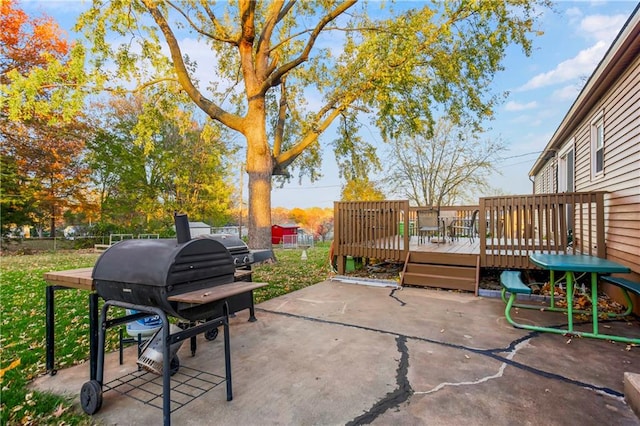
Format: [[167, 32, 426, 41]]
[[81, 380, 103, 415], [205, 328, 219, 341]]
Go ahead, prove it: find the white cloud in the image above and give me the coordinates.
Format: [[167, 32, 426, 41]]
[[565, 7, 583, 24], [579, 13, 629, 42], [504, 101, 538, 112], [552, 84, 582, 101], [517, 40, 607, 91], [516, 8, 629, 93]]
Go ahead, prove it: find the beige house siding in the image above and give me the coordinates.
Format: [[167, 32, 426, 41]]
[[529, 8, 640, 311], [574, 54, 640, 276], [533, 159, 556, 194]]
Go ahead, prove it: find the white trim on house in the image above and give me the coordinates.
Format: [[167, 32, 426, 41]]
[[589, 110, 605, 180], [557, 138, 575, 193]]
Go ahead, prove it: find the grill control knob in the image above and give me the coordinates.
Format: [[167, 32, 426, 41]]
[[243, 256, 250, 264], [234, 258, 240, 265]]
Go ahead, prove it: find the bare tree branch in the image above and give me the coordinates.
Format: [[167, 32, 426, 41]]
[[261, 1, 357, 94], [142, 0, 244, 132], [167, 0, 236, 44]]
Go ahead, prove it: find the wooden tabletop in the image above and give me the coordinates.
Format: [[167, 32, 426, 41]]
[[43, 267, 256, 294], [43, 267, 94, 291], [168, 281, 268, 304]]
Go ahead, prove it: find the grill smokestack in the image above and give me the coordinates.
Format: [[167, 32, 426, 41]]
[[174, 213, 191, 244]]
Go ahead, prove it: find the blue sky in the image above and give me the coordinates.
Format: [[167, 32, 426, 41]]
[[21, 0, 640, 208]]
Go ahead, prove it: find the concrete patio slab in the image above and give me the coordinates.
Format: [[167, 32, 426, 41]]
[[31, 281, 640, 425]]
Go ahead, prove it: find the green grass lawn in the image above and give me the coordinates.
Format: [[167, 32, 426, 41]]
[[0, 243, 331, 425]]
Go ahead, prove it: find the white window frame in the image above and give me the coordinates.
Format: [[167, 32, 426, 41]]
[[590, 111, 605, 179], [558, 139, 574, 193]]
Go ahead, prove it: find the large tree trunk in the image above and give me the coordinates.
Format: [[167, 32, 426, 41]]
[[245, 119, 273, 250], [247, 168, 272, 249], [49, 205, 56, 240]]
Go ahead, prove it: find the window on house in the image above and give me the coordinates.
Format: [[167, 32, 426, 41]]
[[558, 141, 574, 193], [591, 113, 604, 177]]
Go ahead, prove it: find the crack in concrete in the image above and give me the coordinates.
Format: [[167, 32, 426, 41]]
[[257, 308, 626, 402], [414, 338, 530, 395], [345, 336, 413, 426], [389, 288, 406, 306]]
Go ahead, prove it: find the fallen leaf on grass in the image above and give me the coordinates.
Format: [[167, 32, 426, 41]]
[[0, 358, 21, 379], [52, 404, 68, 417]]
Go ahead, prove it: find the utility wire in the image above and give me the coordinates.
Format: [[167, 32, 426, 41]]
[[498, 150, 543, 160]]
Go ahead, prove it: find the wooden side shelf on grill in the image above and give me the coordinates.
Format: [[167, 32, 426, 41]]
[[168, 281, 268, 305], [43, 267, 95, 291]]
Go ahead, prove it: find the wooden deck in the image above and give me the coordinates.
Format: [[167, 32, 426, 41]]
[[334, 194, 605, 275], [333, 195, 607, 293], [407, 236, 479, 255], [363, 235, 564, 260]]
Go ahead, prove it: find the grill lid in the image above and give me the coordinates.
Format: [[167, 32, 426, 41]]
[[199, 234, 253, 266], [92, 238, 235, 287]]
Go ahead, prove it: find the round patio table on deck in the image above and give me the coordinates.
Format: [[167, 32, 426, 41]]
[[528, 253, 637, 344]]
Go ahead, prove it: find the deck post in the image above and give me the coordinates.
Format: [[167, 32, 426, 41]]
[[337, 255, 346, 274], [403, 200, 410, 260], [479, 198, 487, 268], [595, 192, 605, 258]]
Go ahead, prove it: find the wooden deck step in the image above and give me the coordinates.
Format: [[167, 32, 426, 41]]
[[401, 252, 480, 294]]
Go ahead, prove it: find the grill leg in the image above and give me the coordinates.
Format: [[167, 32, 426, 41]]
[[45, 286, 55, 375], [161, 313, 171, 426], [89, 293, 99, 380], [224, 302, 233, 401], [190, 321, 197, 356], [248, 291, 257, 322], [96, 304, 109, 385], [119, 329, 124, 365]]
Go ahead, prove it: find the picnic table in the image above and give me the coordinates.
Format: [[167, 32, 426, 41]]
[[500, 253, 639, 344]]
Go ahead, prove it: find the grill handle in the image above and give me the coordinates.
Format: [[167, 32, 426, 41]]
[[174, 213, 191, 244]]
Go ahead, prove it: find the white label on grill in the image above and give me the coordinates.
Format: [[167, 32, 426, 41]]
[[123, 288, 132, 293]]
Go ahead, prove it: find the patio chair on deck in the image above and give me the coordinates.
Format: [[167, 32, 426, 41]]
[[417, 208, 441, 244], [449, 209, 479, 243]]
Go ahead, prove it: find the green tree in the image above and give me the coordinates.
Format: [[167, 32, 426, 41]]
[[169, 120, 236, 226], [0, 0, 86, 123], [0, 155, 33, 235], [71, 1, 548, 248], [1, 0, 90, 237], [384, 118, 505, 207], [341, 178, 386, 202], [86, 95, 234, 230]]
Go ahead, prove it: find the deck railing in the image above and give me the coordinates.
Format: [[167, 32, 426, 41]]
[[333, 192, 605, 272], [479, 192, 605, 268], [333, 200, 410, 270]]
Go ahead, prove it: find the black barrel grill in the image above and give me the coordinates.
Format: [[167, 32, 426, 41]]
[[81, 215, 264, 425], [93, 237, 236, 321]]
